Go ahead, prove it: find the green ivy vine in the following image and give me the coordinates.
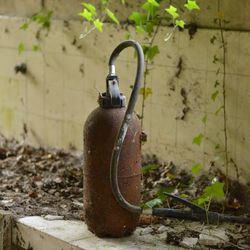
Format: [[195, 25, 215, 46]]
[[18, 8, 53, 54], [79, 0, 200, 128]]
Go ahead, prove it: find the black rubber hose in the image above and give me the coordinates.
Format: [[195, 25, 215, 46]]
[[153, 208, 250, 225], [109, 41, 250, 225], [109, 40, 144, 214]]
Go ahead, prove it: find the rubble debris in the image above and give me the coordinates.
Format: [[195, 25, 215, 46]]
[[180, 237, 198, 248]]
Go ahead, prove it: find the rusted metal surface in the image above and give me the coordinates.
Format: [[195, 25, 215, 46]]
[[83, 107, 141, 237]]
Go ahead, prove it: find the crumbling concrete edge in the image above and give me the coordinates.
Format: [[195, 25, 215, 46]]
[[0, 210, 12, 250]]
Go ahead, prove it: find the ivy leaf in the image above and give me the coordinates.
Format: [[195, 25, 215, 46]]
[[142, 2, 157, 12], [32, 10, 53, 29], [142, 164, 158, 174], [93, 19, 103, 32], [192, 133, 204, 146], [32, 44, 40, 51], [175, 19, 185, 28], [140, 87, 152, 99], [145, 22, 154, 35], [143, 198, 162, 209], [147, 0, 160, 7], [78, 9, 93, 21], [128, 12, 144, 26], [195, 181, 225, 206], [106, 9, 119, 25], [211, 90, 219, 101], [191, 163, 202, 175], [143, 45, 159, 61], [142, 0, 159, 18], [184, 0, 200, 11], [203, 181, 225, 201], [147, 45, 159, 61], [202, 114, 207, 124], [196, 196, 210, 206], [165, 5, 179, 19], [18, 42, 25, 55], [20, 22, 29, 30], [81, 3, 96, 16], [136, 25, 145, 33]]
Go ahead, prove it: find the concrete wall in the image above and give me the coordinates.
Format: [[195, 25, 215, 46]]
[[0, 0, 250, 183]]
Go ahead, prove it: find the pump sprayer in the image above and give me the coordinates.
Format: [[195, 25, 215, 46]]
[[83, 41, 142, 237], [83, 40, 250, 238]]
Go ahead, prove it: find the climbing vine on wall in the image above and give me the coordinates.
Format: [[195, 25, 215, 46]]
[[191, 0, 238, 208], [79, 0, 200, 128], [18, 8, 53, 54]]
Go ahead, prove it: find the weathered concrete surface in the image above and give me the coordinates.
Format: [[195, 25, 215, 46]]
[[0, 210, 12, 250], [12, 216, 182, 250]]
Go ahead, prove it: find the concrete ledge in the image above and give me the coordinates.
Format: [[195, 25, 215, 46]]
[[11, 216, 181, 250], [0, 211, 12, 250]]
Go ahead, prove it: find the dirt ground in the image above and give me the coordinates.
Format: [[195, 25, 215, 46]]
[[0, 135, 249, 249], [0, 135, 84, 220]]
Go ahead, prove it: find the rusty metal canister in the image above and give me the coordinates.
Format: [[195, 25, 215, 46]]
[[83, 106, 141, 237]]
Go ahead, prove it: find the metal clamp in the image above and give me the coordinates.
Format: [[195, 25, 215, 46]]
[[99, 75, 126, 108]]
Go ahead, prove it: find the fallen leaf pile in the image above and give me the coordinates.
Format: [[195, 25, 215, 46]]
[[0, 135, 83, 220]]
